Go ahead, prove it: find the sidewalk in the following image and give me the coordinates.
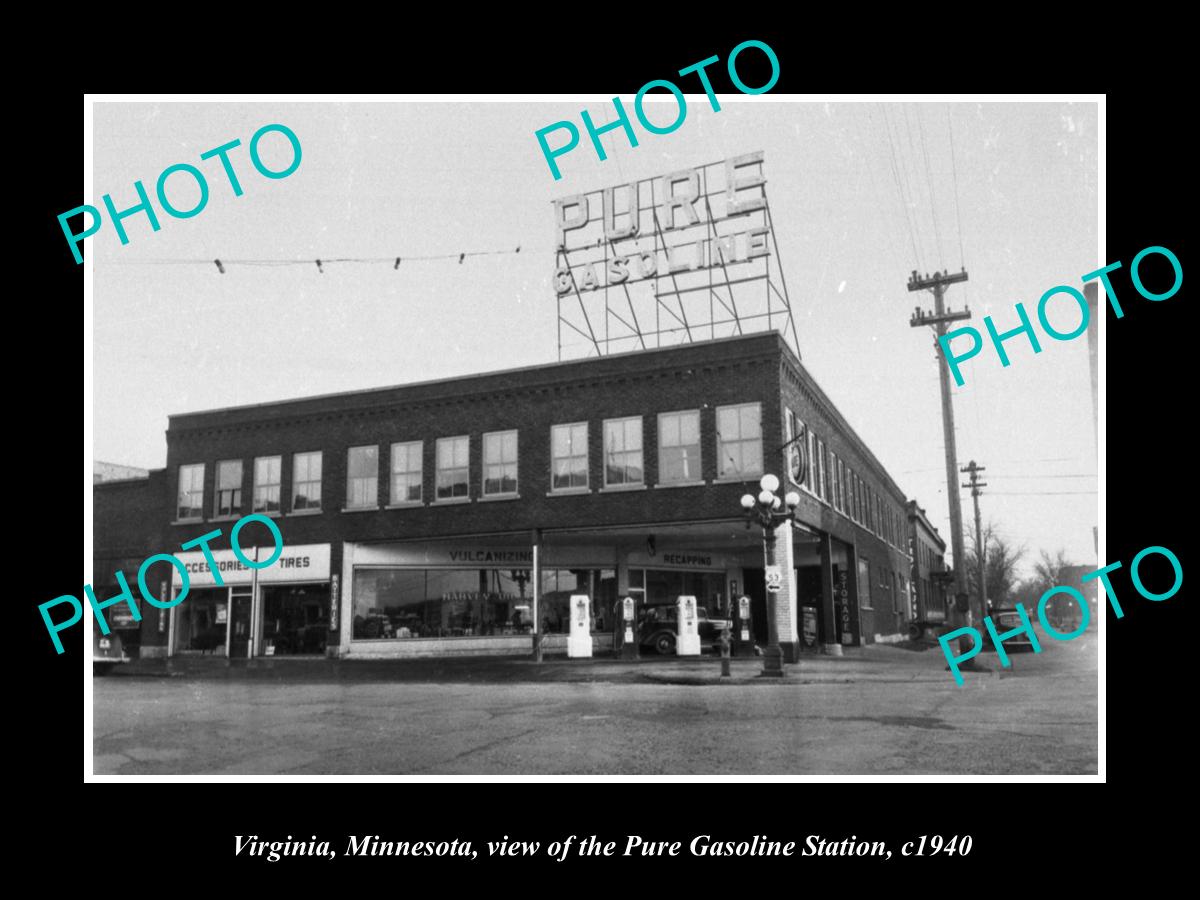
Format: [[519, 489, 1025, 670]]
[[110, 642, 990, 685]]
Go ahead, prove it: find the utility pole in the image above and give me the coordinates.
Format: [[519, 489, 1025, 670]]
[[908, 268, 974, 650], [961, 460, 988, 622]]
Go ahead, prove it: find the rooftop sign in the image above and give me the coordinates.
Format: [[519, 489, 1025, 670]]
[[552, 152, 799, 360]]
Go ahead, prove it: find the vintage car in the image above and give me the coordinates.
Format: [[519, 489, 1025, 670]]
[[93, 620, 130, 676], [982, 606, 1036, 652], [638, 604, 732, 655]]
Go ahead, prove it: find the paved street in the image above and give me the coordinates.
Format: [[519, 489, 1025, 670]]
[[92, 635, 1097, 775]]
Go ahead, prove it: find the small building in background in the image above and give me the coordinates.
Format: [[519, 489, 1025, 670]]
[[907, 500, 948, 635]]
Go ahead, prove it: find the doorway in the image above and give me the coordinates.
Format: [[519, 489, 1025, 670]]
[[227, 590, 253, 658], [742, 567, 767, 645]]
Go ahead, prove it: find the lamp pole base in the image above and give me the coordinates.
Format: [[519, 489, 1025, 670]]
[[761, 645, 785, 677]]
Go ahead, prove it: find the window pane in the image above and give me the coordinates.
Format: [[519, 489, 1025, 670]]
[[679, 411, 699, 446], [660, 414, 680, 446], [717, 407, 737, 438], [218, 460, 241, 489], [624, 418, 642, 449], [605, 420, 622, 451], [740, 404, 761, 438]]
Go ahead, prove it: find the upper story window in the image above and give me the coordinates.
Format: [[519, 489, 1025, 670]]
[[603, 417, 644, 487], [215, 459, 243, 517], [346, 445, 378, 509], [390, 441, 423, 504], [253, 455, 281, 514], [717, 403, 763, 479], [784, 408, 807, 489], [436, 436, 470, 500], [833, 455, 844, 513], [658, 410, 701, 484], [811, 433, 827, 502], [483, 431, 518, 496], [293, 451, 322, 511], [177, 463, 204, 520], [551, 423, 588, 491]]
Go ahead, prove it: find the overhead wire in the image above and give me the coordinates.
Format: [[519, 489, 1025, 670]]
[[97, 244, 527, 272], [916, 105, 945, 271], [879, 104, 923, 270]]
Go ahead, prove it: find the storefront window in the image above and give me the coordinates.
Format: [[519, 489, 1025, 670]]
[[638, 569, 725, 617], [260, 585, 331, 655], [538, 569, 616, 633], [174, 587, 228, 653], [352, 568, 533, 639]]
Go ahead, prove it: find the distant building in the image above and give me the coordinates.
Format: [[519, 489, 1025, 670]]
[[94, 461, 150, 483], [907, 500, 948, 630]]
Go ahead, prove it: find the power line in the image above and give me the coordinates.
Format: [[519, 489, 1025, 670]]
[[897, 457, 1082, 475], [986, 491, 1098, 496], [987, 474, 1097, 480], [900, 104, 929, 263], [99, 244, 526, 272], [879, 104, 922, 269], [916, 105, 944, 270], [946, 105, 967, 270]]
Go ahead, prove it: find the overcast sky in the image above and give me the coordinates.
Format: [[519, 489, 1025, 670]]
[[90, 98, 1098, 577]]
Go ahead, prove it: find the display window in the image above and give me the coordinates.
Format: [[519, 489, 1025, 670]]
[[174, 587, 229, 654], [538, 569, 616, 633], [260, 585, 331, 655], [352, 567, 536, 639]]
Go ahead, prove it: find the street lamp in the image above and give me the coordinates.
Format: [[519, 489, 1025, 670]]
[[741, 474, 801, 677]]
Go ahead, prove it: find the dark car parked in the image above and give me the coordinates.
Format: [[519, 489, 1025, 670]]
[[93, 620, 130, 676], [981, 606, 1036, 652], [638, 604, 732, 655]]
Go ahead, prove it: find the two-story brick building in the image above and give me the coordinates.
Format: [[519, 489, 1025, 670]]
[[96, 331, 920, 661], [907, 499, 949, 632]]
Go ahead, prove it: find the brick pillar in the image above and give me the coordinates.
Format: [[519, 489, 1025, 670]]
[[818, 532, 837, 647], [773, 520, 800, 662]]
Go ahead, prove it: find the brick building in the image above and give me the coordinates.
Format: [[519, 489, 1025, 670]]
[[93, 470, 167, 656], [95, 331, 921, 660], [907, 500, 949, 631]]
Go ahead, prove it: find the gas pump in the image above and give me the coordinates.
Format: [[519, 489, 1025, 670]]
[[567, 594, 592, 658], [618, 596, 639, 659], [733, 595, 755, 656], [676, 595, 701, 656]]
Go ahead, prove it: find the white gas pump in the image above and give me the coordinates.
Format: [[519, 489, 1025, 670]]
[[676, 595, 701, 656], [567, 594, 592, 658]]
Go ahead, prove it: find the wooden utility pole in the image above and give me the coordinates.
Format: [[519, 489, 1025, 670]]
[[908, 268, 974, 643], [961, 460, 988, 621]]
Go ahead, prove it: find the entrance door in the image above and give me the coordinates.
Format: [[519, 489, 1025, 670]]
[[742, 568, 768, 645], [228, 590, 253, 659]]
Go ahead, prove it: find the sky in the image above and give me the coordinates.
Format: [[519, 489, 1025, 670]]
[[90, 98, 1098, 579]]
